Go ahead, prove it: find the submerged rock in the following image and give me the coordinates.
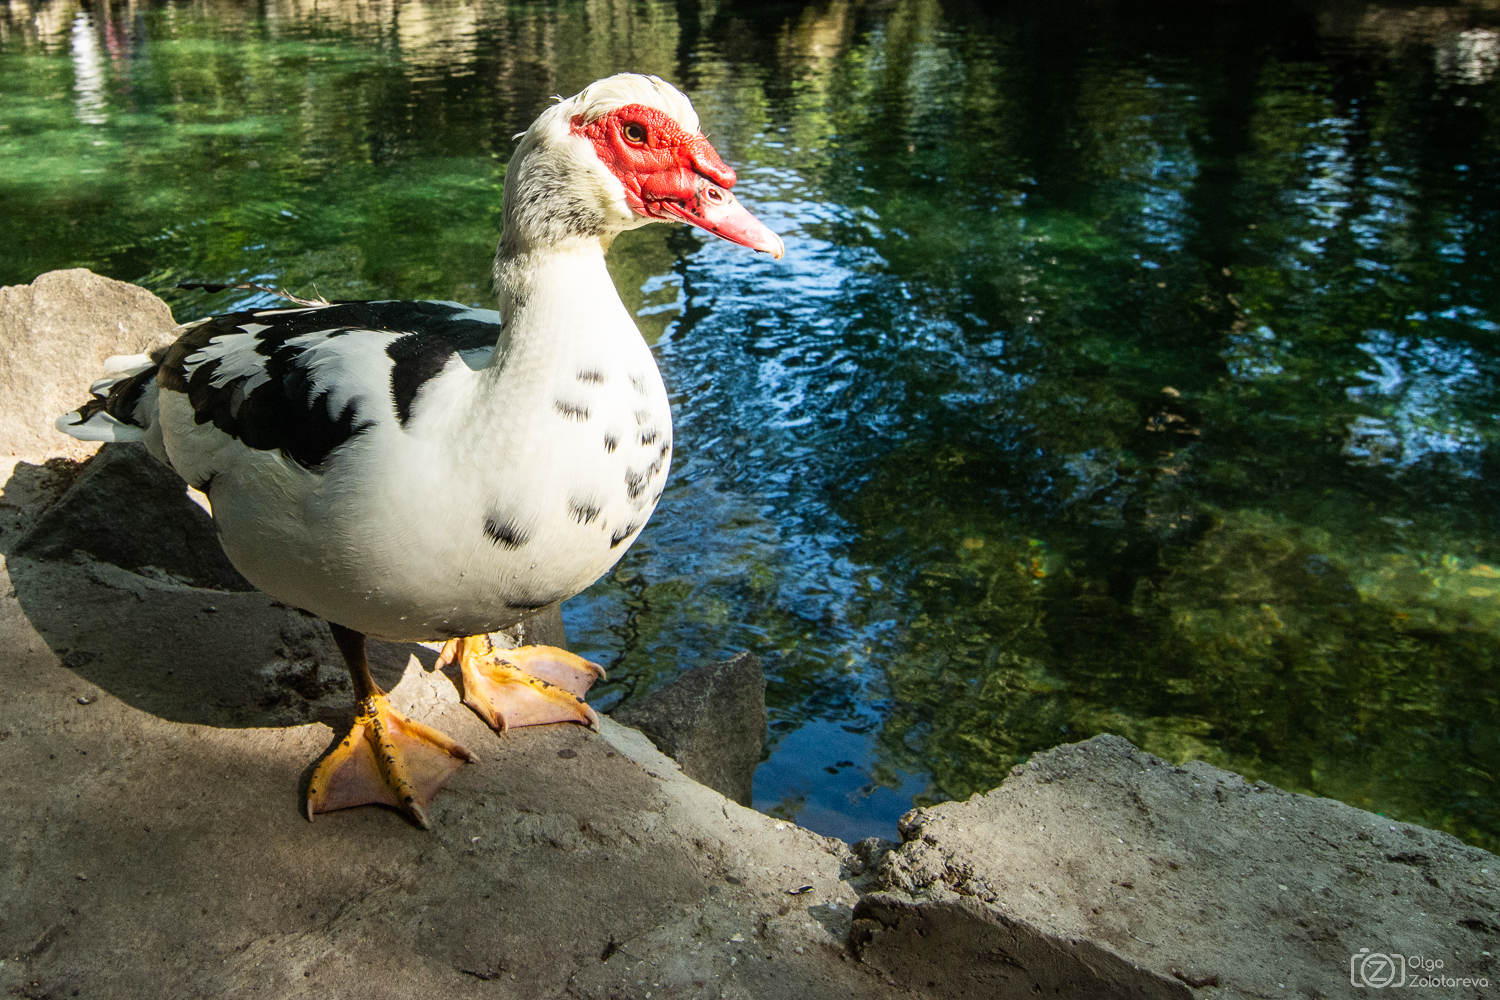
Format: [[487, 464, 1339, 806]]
[[612, 651, 766, 805]]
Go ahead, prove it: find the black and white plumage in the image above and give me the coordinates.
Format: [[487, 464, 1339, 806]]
[[62, 293, 673, 639], [58, 72, 783, 650], [57, 69, 785, 645]]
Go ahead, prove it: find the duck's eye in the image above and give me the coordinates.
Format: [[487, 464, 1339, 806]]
[[623, 122, 648, 145]]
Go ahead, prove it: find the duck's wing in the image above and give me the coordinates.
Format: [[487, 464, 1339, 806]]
[[60, 300, 501, 486]]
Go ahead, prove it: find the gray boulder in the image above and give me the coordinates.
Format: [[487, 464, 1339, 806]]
[[851, 734, 1499, 998], [0, 268, 178, 464], [0, 554, 898, 999], [613, 651, 765, 805], [13, 442, 252, 592]]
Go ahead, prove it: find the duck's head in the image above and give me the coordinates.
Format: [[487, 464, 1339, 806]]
[[498, 73, 783, 261]]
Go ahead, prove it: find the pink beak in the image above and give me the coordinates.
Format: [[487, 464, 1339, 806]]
[[652, 176, 784, 259]]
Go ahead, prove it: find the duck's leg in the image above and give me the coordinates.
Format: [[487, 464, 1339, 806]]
[[435, 633, 604, 733], [306, 623, 474, 828]]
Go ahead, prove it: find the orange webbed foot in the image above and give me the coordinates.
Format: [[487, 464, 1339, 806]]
[[436, 634, 605, 733], [306, 692, 473, 829]]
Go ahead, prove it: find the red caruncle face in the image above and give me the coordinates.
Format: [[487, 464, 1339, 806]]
[[571, 103, 783, 259], [572, 104, 736, 215]]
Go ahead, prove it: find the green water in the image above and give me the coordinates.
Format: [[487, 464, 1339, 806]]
[[3, 0, 1498, 847]]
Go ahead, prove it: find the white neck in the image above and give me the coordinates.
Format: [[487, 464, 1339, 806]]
[[481, 103, 649, 378], [480, 239, 641, 400], [488, 96, 644, 332], [492, 238, 611, 328]]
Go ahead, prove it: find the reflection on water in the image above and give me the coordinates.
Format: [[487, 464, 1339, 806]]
[[2, 0, 1498, 848], [1438, 27, 1500, 84], [69, 12, 106, 125]]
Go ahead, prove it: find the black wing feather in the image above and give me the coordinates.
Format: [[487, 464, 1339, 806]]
[[157, 300, 499, 470]]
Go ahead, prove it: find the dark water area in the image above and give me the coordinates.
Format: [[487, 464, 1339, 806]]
[[3, 0, 1499, 848]]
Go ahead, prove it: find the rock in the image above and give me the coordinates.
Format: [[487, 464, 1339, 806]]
[[851, 894, 1189, 999], [13, 442, 253, 592], [498, 601, 568, 650], [0, 546, 899, 999], [846, 835, 899, 877], [852, 734, 1500, 998], [4, 522, 1498, 999], [613, 651, 765, 806], [0, 269, 179, 465], [1, 272, 1495, 994]]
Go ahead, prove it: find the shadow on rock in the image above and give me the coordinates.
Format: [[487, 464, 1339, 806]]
[[1, 446, 418, 728], [15, 442, 253, 591]]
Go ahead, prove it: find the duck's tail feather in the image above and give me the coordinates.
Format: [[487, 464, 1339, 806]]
[[57, 350, 164, 449]]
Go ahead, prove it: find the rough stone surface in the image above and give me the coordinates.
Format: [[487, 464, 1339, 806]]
[[0, 456, 886, 1000], [852, 894, 1188, 999], [613, 652, 765, 806], [13, 442, 253, 592], [0, 268, 179, 464], [852, 734, 1500, 999]]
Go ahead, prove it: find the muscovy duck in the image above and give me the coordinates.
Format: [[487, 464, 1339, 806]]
[[56, 73, 783, 828]]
